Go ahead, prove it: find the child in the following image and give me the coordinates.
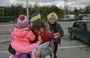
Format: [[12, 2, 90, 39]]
[[10, 14, 41, 56], [30, 21, 54, 58]]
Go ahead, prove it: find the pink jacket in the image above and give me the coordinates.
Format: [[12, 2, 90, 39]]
[[11, 27, 40, 53]]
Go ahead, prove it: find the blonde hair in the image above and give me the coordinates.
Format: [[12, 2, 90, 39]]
[[47, 12, 58, 20]]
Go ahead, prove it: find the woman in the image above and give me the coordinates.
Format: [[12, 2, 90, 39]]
[[45, 12, 64, 58]]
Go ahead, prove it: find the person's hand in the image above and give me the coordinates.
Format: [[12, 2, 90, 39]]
[[37, 41, 42, 45], [48, 31, 52, 33], [35, 51, 41, 57], [54, 35, 59, 39], [54, 33, 60, 36], [37, 35, 42, 44], [16, 52, 20, 55], [53, 33, 60, 39]]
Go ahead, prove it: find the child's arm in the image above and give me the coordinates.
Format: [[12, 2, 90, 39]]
[[14, 41, 41, 53]]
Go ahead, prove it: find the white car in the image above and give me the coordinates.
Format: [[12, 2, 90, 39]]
[[64, 15, 75, 20]]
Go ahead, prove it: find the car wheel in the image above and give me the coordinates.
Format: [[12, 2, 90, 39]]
[[70, 32, 75, 40]]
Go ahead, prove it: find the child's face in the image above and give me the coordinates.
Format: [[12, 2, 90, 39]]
[[34, 28, 44, 35]]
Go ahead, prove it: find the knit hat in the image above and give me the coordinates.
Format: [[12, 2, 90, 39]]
[[16, 14, 29, 28]]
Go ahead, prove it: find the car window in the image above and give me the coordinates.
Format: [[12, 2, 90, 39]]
[[73, 22, 86, 30], [65, 16, 69, 18], [79, 22, 86, 30], [73, 22, 80, 28]]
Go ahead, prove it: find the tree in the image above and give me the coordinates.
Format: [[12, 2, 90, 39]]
[[78, 8, 85, 14], [0, 5, 64, 21], [84, 6, 90, 14], [74, 8, 79, 16]]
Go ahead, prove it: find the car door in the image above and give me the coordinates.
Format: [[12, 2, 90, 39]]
[[86, 22, 90, 40], [73, 22, 81, 33], [78, 22, 87, 36], [72, 22, 81, 38], [77, 22, 89, 43]]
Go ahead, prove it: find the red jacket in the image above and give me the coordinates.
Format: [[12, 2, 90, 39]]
[[41, 31, 54, 43]]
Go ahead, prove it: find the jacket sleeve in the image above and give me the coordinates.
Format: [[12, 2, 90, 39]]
[[40, 40, 54, 57], [57, 23, 64, 38], [14, 42, 40, 53], [41, 31, 54, 43], [27, 31, 36, 41]]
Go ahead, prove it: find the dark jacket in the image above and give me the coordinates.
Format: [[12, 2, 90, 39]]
[[45, 22, 64, 44]]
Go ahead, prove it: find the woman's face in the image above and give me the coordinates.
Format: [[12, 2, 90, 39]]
[[48, 17, 56, 24]]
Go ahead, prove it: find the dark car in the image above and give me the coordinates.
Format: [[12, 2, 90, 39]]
[[68, 20, 90, 46]]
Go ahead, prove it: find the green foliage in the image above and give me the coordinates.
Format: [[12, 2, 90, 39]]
[[0, 5, 64, 21], [74, 8, 79, 16], [84, 6, 90, 14]]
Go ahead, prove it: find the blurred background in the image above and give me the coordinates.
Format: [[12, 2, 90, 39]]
[[0, 0, 90, 23], [0, 0, 90, 58]]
